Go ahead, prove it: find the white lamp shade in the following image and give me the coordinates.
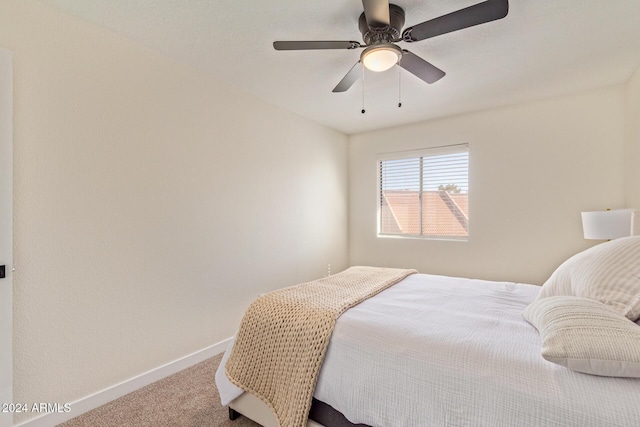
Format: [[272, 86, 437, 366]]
[[581, 209, 634, 240]]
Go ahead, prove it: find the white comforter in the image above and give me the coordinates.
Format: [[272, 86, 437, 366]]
[[216, 274, 640, 426]]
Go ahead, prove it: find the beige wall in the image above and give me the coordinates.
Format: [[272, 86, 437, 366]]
[[626, 66, 640, 208], [349, 87, 628, 285], [0, 0, 348, 422]]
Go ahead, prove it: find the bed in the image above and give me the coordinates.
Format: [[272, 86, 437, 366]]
[[215, 237, 640, 427]]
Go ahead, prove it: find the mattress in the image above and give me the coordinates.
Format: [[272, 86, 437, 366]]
[[217, 273, 640, 426]]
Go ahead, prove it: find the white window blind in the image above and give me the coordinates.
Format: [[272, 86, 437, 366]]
[[378, 144, 469, 240]]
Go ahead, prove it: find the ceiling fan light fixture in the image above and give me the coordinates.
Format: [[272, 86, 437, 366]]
[[361, 44, 402, 72]]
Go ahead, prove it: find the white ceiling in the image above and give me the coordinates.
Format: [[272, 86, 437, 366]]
[[37, 0, 640, 135]]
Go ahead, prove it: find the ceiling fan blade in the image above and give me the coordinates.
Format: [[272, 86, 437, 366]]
[[402, 0, 509, 42], [332, 62, 362, 93], [399, 50, 445, 84], [362, 0, 390, 28], [273, 41, 361, 50]]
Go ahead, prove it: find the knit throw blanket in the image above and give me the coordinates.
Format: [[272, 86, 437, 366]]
[[225, 266, 417, 427]]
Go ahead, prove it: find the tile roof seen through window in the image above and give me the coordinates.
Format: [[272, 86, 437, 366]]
[[381, 190, 468, 238]]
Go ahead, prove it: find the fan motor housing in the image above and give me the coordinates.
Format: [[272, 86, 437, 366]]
[[359, 4, 405, 45]]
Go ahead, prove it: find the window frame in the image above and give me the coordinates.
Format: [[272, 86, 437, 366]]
[[376, 143, 469, 241]]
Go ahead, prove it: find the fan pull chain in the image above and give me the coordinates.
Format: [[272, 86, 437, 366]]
[[398, 66, 402, 108], [361, 65, 366, 114]]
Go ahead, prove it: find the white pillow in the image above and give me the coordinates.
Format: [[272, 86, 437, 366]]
[[523, 296, 640, 377], [537, 236, 640, 321]]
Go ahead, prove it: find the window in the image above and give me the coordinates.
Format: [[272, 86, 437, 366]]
[[378, 144, 469, 240]]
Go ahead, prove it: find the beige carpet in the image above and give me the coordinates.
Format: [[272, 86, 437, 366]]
[[59, 353, 259, 427]]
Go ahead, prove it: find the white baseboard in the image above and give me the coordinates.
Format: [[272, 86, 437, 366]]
[[15, 337, 233, 427]]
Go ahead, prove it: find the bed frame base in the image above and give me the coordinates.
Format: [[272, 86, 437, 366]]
[[228, 391, 325, 427], [229, 407, 241, 421]]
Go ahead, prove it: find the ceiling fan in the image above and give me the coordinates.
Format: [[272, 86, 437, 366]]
[[273, 0, 509, 93]]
